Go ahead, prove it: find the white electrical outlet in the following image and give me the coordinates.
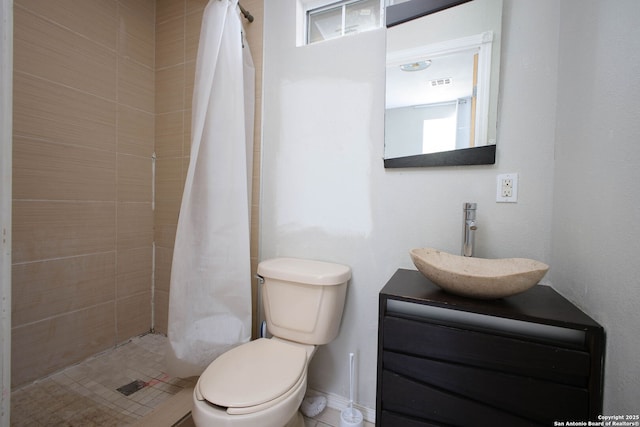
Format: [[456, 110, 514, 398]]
[[497, 173, 518, 203], [501, 178, 513, 197]]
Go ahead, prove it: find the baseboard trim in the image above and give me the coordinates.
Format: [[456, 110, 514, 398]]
[[307, 388, 376, 423]]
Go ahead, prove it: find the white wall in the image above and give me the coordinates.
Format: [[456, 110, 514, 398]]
[[261, 0, 560, 412], [262, 0, 640, 416], [551, 0, 640, 414]]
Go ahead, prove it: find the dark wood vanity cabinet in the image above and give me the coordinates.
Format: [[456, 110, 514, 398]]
[[376, 269, 605, 427]]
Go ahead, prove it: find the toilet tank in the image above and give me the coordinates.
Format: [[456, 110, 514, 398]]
[[258, 258, 351, 345]]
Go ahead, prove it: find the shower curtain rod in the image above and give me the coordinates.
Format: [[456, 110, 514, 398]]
[[238, 3, 254, 22]]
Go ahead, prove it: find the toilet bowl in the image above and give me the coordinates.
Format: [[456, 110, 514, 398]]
[[192, 338, 314, 427], [192, 257, 351, 427]]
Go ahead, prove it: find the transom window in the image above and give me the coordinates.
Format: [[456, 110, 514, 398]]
[[304, 0, 383, 45]]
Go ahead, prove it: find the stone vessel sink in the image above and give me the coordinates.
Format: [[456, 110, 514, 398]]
[[409, 248, 549, 299]]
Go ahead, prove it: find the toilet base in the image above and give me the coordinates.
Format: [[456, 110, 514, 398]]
[[284, 411, 304, 427]]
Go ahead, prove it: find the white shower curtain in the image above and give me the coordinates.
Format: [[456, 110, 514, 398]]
[[165, 0, 255, 378]]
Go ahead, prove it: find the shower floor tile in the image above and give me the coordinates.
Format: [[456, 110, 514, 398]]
[[11, 333, 374, 427], [10, 333, 195, 427]]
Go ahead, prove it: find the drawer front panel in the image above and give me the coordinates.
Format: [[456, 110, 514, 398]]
[[383, 315, 590, 385], [381, 370, 541, 427], [384, 351, 589, 424], [379, 410, 442, 427]]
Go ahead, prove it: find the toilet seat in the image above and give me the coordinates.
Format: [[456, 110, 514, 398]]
[[196, 338, 307, 415]]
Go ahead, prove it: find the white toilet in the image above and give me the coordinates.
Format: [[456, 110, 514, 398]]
[[192, 257, 351, 427]]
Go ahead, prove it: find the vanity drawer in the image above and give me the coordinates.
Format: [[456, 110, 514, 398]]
[[383, 351, 589, 425], [379, 410, 441, 427], [382, 315, 590, 386], [381, 370, 540, 427]]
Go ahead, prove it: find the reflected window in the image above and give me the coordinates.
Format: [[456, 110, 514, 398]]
[[423, 116, 456, 154], [307, 0, 383, 44]]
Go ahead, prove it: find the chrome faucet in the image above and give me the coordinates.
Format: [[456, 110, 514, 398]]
[[462, 202, 477, 257]]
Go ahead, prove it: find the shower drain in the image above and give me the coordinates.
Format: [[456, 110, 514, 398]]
[[116, 379, 147, 396]]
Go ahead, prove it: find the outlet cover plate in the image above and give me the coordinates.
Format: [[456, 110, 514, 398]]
[[497, 173, 518, 203]]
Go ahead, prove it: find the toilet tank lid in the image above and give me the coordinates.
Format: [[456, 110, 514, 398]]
[[258, 257, 351, 285]]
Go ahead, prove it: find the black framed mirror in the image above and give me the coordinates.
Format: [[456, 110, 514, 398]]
[[384, 0, 503, 168]]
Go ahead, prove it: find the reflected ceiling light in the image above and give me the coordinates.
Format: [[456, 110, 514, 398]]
[[399, 60, 432, 72]]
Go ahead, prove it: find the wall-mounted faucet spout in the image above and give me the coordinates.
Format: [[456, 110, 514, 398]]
[[462, 202, 477, 257]]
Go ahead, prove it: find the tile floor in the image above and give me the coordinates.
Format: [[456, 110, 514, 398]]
[[10, 333, 374, 427], [11, 334, 195, 426]]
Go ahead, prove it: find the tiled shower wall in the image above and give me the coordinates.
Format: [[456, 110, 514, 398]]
[[12, 0, 155, 387], [11, 0, 263, 388], [152, 0, 205, 335], [153, 0, 263, 336]]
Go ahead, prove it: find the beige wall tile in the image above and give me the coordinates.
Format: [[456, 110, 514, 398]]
[[15, 0, 117, 50], [182, 153, 190, 182], [118, 105, 154, 157], [155, 64, 185, 114], [244, 0, 263, 53], [152, 244, 170, 335], [12, 252, 116, 326], [183, 110, 192, 156], [117, 247, 152, 298], [156, 15, 185, 69], [11, 302, 115, 387], [11, 0, 165, 385], [184, 60, 196, 111], [154, 199, 181, 235], [153, 290, 169, 335], [155, 224, 177, 249], [14, 6, 117, 101], [117, 291, 152, 344], [117, 202, 153, 250], [118, 1, 155, 52], [117, 154, 152, 202], [252, 141, 261, 176], [13, 136, 116, 202], [157, 0, 185, 25], [119, 31, 155, 70], [154, 157, 183, 244], [155, 112, 184, 158], [13, 201, 116, 264], [153, 0, 199, 342], [120, 0, 155, 16], [186, 0, 207, 16], [116, 0, 155, 349], [118, 58, 154, 113], [185, 12, 202, 62], [155, 157, 183, 204], [13, 72, 117, 152], [242, 0, 263, 339], [250, 209, 260, 259], [117, 0, 155, 69], [154, 247, 173, 294]]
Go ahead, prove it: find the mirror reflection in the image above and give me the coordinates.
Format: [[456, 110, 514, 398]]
[[384, 0, 503, 167]]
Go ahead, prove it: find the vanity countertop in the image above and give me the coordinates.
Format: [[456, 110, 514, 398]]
[[381, 268, 602, 332]]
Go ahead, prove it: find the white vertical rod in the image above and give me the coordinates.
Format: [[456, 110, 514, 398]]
[[348, 352, 355, 414], [150, 153, 156, 332]]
